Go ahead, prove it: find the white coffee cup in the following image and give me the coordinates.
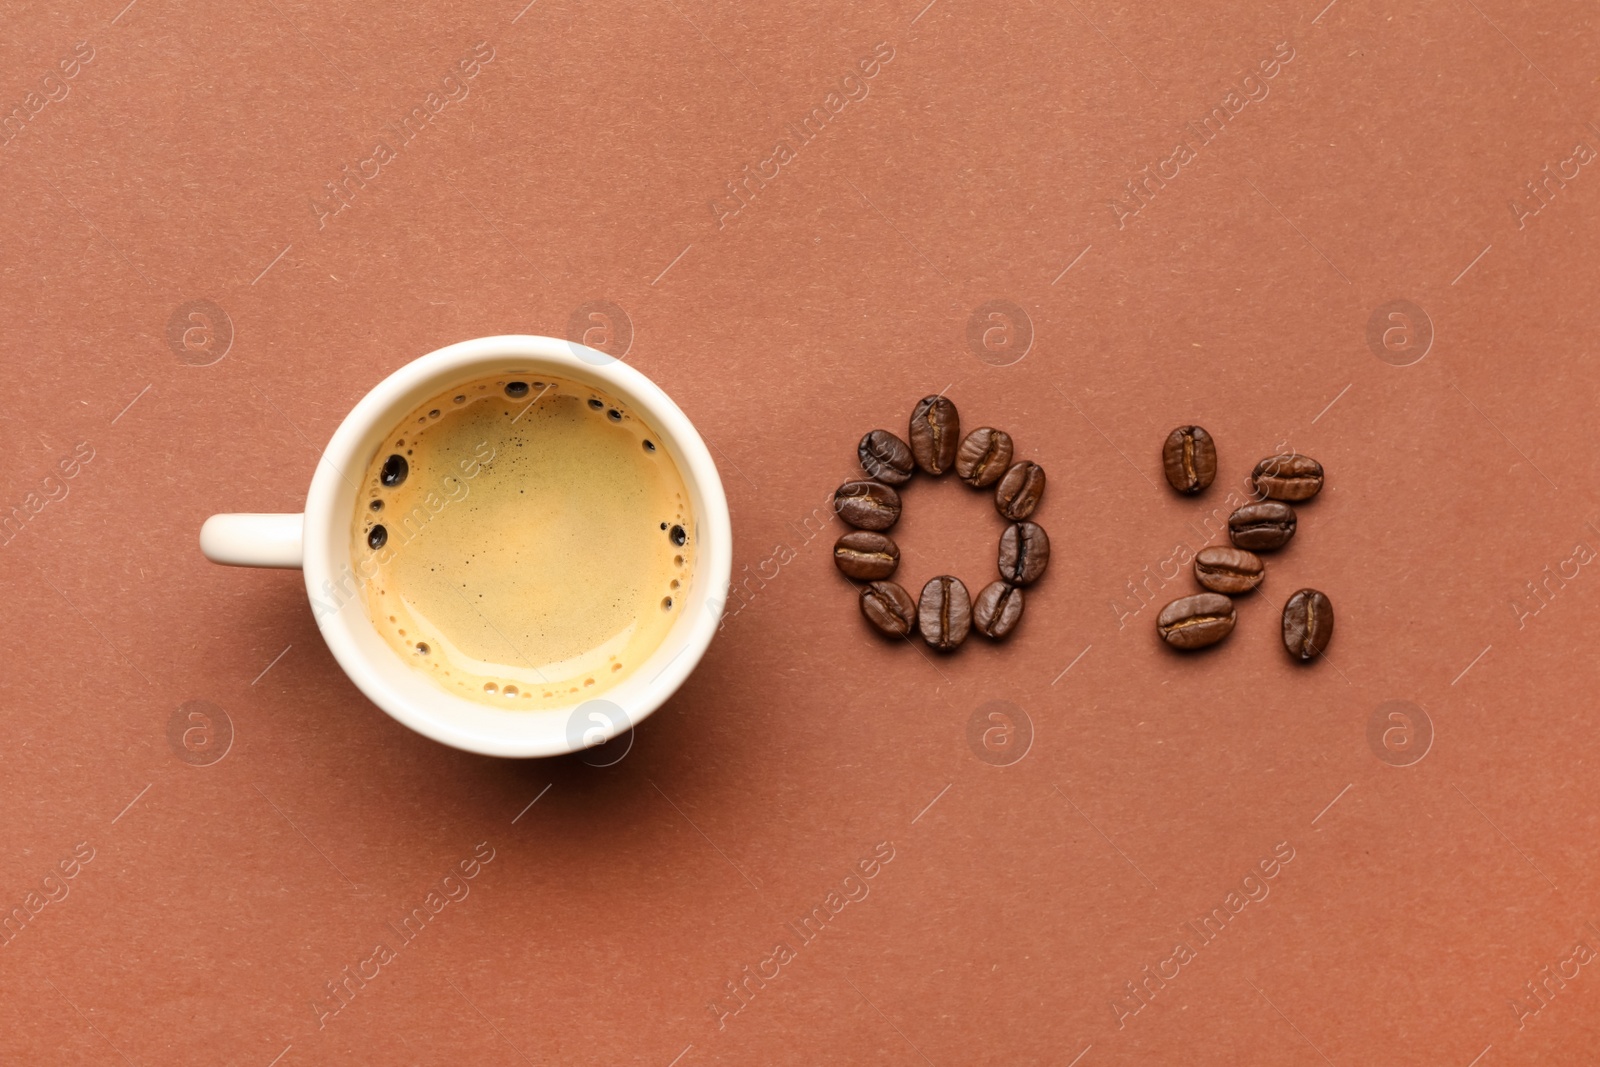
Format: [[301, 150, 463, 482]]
[[199, 335, 732, 757]]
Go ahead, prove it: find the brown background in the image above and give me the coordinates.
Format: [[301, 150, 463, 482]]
[[3, 0, 1599, 1062]]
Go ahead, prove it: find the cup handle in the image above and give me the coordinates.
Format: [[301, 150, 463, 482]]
[[200, 513, 304, 568]]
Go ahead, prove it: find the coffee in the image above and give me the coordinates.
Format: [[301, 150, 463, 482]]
[[1151, 428, 1338, 660], [994, 461, 1046, 520], [1282, 588, 1334, 661], [1228, 501, 1296, 550], [1156, 593, 1236, 649], [351, 374, 694, 708], [833, 531, 899, 580], [837, 400, 1047, 649], [860, 580, 916, 637], [1252, 454, 1323, 501], [918, 575, 971, 650], [1162, 425, 1217, 494], [973, 581, 1023, 639], [858, 430, 915, 485], [956, 428, 1013, 487], [1193, 545, 1264, 594], [834, 480, 901, 530], [909, 395, 960, 474], [997, 521, 1050, 586]]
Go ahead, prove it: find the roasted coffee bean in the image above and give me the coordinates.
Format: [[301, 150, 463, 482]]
[[380, 454, 409, 487], [858, 429, 915, 485], [1282, 588, 1334, 662], [834, 480, 901, 531], [860, 581, 917, 638], [1193, 545, 1265, 594], [833, 531, 900, 580], [956, 428, 1013, 487], [997, 521, 1050, 586], [1156, 592, 1236, 650], [908, 395, 960, 474], [973, 581, 1024, 639], [1162, 425, 1217, 495], [1253, 454, 1324, 501], [995, 461, 1046, 520], [1228, 501, 1297, 550], [918, 575, 972, 650]]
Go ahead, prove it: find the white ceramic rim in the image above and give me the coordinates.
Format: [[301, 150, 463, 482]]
[[302, 335, 732, 757]]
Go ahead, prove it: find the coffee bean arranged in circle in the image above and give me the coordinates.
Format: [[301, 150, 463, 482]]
[[995, 461, 1046, 520], [1156, 592, 1237, 650], [956, 428, 1013, 488], [833, 531, 900, 580], [858, 429, 915, 485], [1253, 454, 1324, 502], [860, 581, 917, 638], [973, 581, 1024, 639], [1162, 425, 1216, 495], [918, 575, 972, 650], [998, 521, 1050, 586], [1193, 545, 1265, 594], [1282, 588, 1334, 662], [834, 480, 901, 531], [1228, 501, 1297, 550], [908, 395, 960, 474]]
